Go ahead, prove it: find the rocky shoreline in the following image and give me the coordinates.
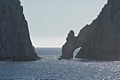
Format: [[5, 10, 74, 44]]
[[60, 0, 120, 61]]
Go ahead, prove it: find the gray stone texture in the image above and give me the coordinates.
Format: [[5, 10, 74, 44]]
[[0, 0, 39, 61], [61, 0, 120, 60], [60, 30, 76, 59]]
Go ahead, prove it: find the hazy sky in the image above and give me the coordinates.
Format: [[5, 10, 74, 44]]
[[20, 0, 107, 47]]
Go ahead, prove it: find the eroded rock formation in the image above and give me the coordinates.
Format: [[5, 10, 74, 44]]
[[61, 0, 120, 60], [59, 30, 76, 59], [0, 0, 39, 61]]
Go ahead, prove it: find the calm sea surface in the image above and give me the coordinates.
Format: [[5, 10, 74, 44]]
[[0, 48, 120, 80]]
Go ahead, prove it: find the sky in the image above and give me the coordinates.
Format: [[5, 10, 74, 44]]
[[20, 0, 107, 47]]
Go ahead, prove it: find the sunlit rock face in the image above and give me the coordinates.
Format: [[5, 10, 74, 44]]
[[61, 0, 120, 60], [0, 0, 39, 61]]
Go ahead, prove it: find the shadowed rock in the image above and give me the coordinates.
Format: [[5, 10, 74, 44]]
[[0, 0, 40, 61], [59, 30, 76, 59], [61, 0, 120, 61]]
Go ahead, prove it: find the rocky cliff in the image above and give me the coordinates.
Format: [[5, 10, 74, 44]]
[[61, 0, 120, 60], [0, 0, 39, 61]]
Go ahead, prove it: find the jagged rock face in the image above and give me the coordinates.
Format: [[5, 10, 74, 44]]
[[62, 0, 120, 60], [76, 0, 120, 60], [59, 30, 76, 59], [0, 0, 39, 61]]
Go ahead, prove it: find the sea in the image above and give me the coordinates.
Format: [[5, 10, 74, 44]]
[[0, 48, 120, 80]]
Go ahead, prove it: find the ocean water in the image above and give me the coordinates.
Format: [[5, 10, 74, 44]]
[[0, 48, 120, 80]]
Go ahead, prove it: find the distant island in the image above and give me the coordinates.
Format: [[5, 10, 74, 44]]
[[60, 0, 120, 61], [0, 0, 40, 61]]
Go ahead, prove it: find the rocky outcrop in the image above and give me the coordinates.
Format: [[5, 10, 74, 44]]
[[61, 0, 120, 60], [0, 0, 39, 61], [59, 30, 76, 59]]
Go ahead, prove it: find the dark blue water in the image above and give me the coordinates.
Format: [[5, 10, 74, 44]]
[[0, 48, 120, 80]]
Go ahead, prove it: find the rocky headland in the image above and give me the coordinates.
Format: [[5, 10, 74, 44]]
[[60, 0, 120, 60], [0, 0, 39, 61]]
